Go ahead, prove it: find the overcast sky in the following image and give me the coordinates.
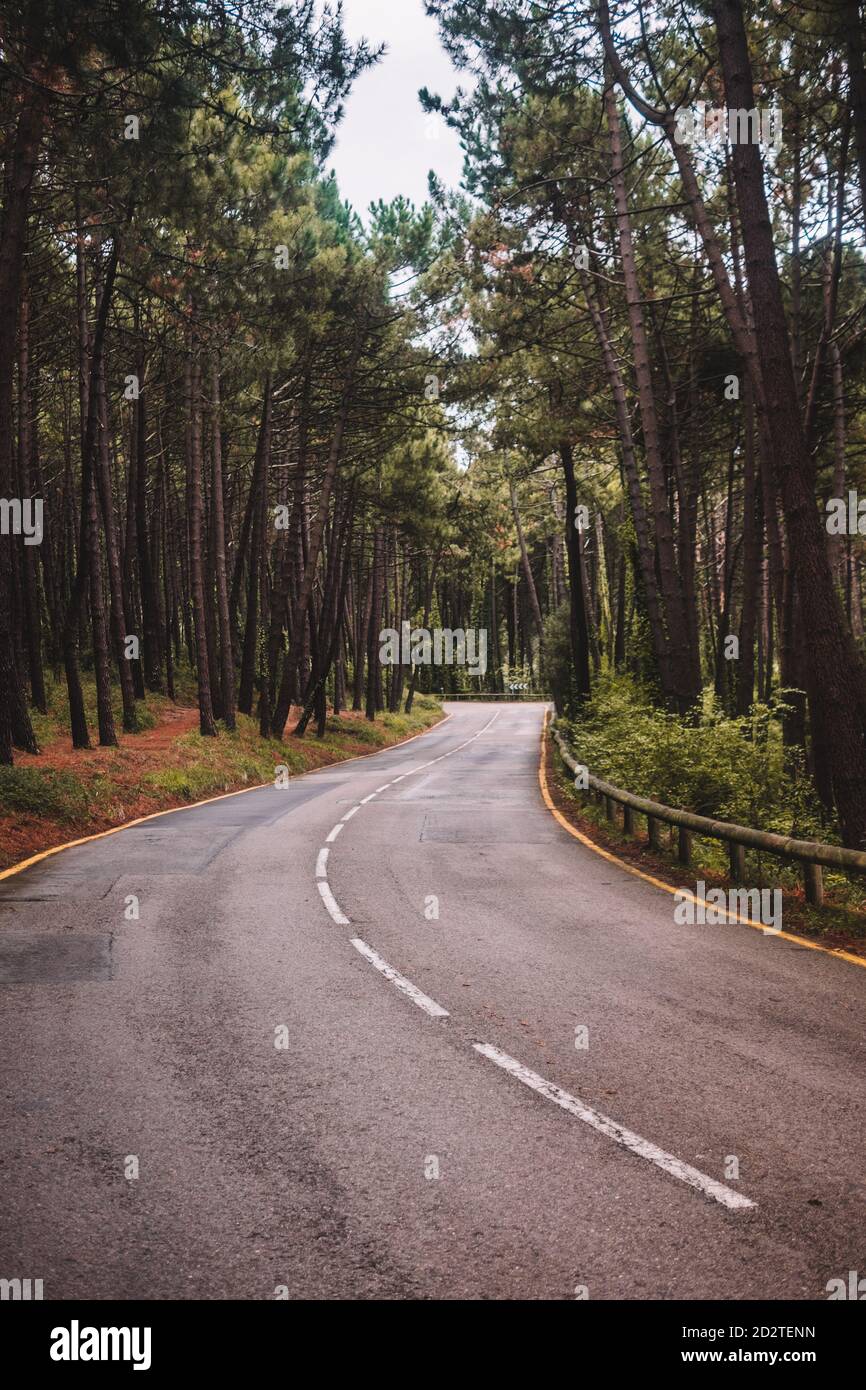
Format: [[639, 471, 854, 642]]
[[327, 0, 467, 217]]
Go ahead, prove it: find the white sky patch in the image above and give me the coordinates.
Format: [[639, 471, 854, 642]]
[[329, 0, 466, 219]]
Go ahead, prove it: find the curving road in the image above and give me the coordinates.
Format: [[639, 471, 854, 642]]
[[1, 702, 865, 1300]]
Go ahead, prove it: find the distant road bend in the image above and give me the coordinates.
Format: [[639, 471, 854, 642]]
[[1, 702, 864, 1299]]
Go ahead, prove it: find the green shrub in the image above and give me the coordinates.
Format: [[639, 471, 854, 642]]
[[327, 718, 383, 744], [0, 767, 90, 822], [559, 674, 828, 841]]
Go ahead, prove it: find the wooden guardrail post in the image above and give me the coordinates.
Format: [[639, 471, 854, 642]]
[[678, 826, 692, 866], [604, 795, 615, 822], [623, 804, 635, 836], [804, 863, 823, 907], [729, 841, 746, 883], [647, 815, 661, 851]]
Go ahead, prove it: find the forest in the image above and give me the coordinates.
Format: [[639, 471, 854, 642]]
[[2, 0, 866, 851]]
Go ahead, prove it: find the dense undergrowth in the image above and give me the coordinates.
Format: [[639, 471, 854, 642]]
[[554, 677, 866, 930], [559, 675, 829, 841]]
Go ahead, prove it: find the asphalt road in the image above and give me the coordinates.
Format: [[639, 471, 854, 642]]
[[1, 702, 864, 1301]]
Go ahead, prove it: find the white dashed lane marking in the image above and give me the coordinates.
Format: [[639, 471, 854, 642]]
[[473, 1044, 754, 1212], [350, 938, 449, 1019], [317, 880, 350, 926]]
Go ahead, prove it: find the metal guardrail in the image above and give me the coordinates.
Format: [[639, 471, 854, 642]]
[[440, 692, 553, 702], [550, 722, 866, 906]]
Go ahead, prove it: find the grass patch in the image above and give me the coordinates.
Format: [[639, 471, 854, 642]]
[[0, 766, 90, 823]]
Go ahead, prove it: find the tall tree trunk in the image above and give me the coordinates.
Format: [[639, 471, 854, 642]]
[[238, 379, 271, 714], [0, 86, 45, 761], [829, 341, 847, 587], [736, 381, 760, 715], [352, 529, 371, 711], [603, 76, 700, 710], [16, 274, 46, 712], [509, 479, 545, 660], [842, 0, 866, 240], [210, 361, 235, 729], [269, 372, 310, 732], [135, 335, 163, 692], [714, 445, 738, 710], [581, 273, 674, 699], [558, 442, 592, 702], [61, 237, 120, 749], [87, 434, 117, 747], [713, 0, 866, 847], [490, 552, 503, 692], [184, 334, 217, 737], [294, 494, 355, 737], [365, 525, 384, 721], [95, 346, 138, 732]]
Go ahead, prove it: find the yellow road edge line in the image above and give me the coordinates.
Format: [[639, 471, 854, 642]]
[[538, 710, 866, 973], [0, 710, 453, 884]]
